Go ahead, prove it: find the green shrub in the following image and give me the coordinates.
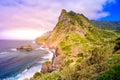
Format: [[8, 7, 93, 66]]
[[33, 72, 42, 79], [76, 58, 82, 63], [77, 53, 84, 57], [65, 59, 74, 66], [59, 66, 76, 80], [30, 72, 60, 80], [97, 64, 120, 80], [87, 45, 112, 65], [114, 38, 120, 52]]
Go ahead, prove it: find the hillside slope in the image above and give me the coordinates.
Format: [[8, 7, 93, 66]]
[[32, 10, 120, 80], [92, 20, 120, 31]]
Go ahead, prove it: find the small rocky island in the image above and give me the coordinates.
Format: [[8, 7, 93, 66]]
[[16, 45, 34, 51]]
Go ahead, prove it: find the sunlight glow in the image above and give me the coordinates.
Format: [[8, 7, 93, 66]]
[[2, 29, 44, 40]]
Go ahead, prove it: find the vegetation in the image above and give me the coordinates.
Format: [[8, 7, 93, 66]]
[[30, 44, 120, 80], [114, 38, 120, 52], [32, 10, 120, 80], [96, 64, 120, 80], [91, 20, 120, 31]]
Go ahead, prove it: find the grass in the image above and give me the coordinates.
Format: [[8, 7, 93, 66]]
[[31, 43, 118, 80], [97, 64, 120, 80], [33, 30, 120, 80]]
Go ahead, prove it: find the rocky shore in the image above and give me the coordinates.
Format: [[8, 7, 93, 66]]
[[40, 45, 62, 74]]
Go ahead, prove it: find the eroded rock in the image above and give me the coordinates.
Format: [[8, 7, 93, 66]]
[[16, 45, 33, 51], [41, 61, 53, 73]]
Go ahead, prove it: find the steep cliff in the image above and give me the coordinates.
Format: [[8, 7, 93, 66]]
[[36, 9, 119, 68], [33, 9, 120, 80]]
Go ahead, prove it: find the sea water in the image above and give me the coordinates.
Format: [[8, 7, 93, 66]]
[[0, 40, 52, 80]]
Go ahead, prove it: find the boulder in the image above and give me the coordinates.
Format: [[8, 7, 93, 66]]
[[41, 61, 53, 73]]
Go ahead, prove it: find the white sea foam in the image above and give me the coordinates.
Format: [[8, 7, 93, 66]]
[[3, 73, 20, 80], [32, 41, 35, 44], [11, 48, 17, 51], [0, 51, 8, 54], [36, 47, 44, 50], [17, 47, 54, 80], [42, 48, 54, 61], [1, 47, 54, 80], [46, 50, 54, 61], [18, 64, 42, 80]]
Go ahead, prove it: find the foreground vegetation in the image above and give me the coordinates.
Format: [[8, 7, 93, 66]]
[[30, 43, 120, 80]]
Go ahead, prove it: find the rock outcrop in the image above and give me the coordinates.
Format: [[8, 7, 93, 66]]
[[16, 45, 33, 51], [41, 61, 53, 73]]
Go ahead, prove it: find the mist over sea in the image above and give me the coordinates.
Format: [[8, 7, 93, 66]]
[[0, 40, 38, 52], [0, 40, 52, 80]]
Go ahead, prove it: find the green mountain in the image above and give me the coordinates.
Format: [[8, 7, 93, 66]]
[[91, 20, 120, 31], [31, 9, 120, 80]]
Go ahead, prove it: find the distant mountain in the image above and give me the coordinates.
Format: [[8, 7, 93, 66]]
[[91, 20, 120, 31], [31, 10, 120, 80]]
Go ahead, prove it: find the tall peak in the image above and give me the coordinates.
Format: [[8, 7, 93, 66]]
[[56, 9, 93, 31], [58, 9, 68, 22], [61, 9, 67, 14]]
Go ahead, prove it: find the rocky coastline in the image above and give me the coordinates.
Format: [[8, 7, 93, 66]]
[[40, 44, 63, 74], [40, 45, 57, 73]]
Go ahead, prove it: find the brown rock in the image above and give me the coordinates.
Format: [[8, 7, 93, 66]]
[[114, 50, 120, 54], [41, 61, 53, 73], [16, 45, 33, 51], [53, 55, 65, 69]]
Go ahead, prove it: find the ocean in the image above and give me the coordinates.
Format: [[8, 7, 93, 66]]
[[0, 40, 53, 80]]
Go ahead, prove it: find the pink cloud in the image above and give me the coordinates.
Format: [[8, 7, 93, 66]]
[[0, 0, 115, 40]]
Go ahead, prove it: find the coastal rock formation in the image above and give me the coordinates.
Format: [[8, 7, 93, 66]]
[[36, 9, 119, 76], [41, 61, 53, 73], [16, 45, 33, 51], [41, 48, 61, 73]]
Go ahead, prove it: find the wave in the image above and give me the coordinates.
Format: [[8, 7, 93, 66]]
[[32, 41, 35, 44], [0, 51, 8, 54], [2, 74, 20, 80], [1, 47, 54, 80], [36, 47, 44, 50], [18, 64, 42, 80], [10, 48, 17, 51], [43, 50, 53, 61], [18, 47, 54, 80]]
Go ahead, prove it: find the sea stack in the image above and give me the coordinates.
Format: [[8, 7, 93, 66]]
[[16, 45, 33, 51]]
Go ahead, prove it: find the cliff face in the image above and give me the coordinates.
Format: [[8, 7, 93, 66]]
[[32, 10, 120, 80], [44, 9, 93, 47], [36, 9, 118, 69], [37, 9, 115, 50]]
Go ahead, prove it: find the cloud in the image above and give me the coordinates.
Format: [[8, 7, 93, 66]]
[[0, 0, 115, 19], [0, 0, 115, 40]]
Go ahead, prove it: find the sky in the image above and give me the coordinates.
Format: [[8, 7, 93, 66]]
[[0, 0, 120, 40]]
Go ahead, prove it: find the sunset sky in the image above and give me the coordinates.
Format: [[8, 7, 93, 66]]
[[0, 0, 120, 40]]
